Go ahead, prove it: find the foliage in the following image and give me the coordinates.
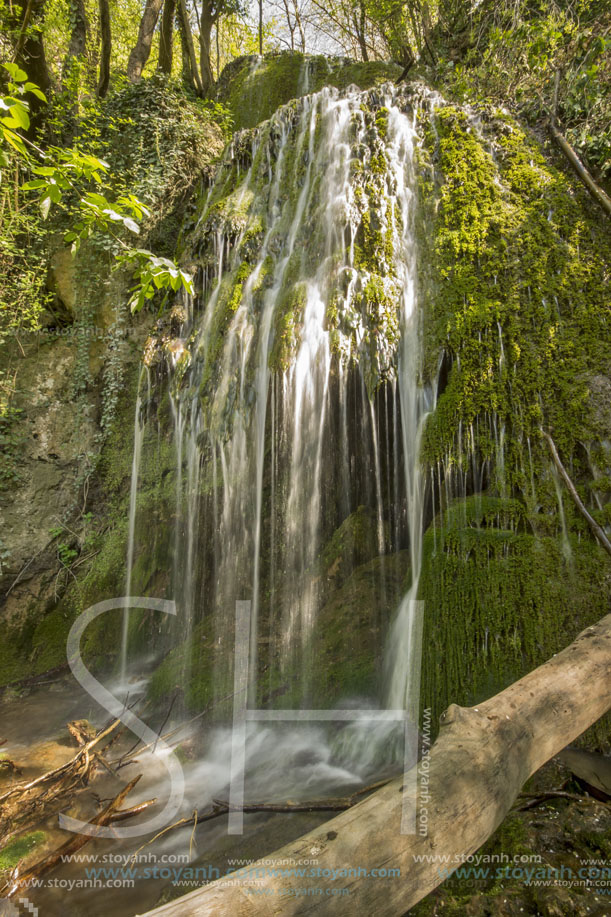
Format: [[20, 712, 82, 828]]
[[432, 0, 611, 180], [117, 248, 194, 312], [0, 66, 196, 340]]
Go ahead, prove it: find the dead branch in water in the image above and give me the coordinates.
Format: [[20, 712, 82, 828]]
[[125, 777, 395, 862], [1, 775, 144, 898], [0, 719, 122, 848]]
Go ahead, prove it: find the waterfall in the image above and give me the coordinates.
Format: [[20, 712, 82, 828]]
[[120, 369, 147, 686], [138, 81, 431, 723]]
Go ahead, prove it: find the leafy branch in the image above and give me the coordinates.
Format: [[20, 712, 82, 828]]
[[1, 63, 192, 316]]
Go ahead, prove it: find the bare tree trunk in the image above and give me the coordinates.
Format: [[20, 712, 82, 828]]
[[282, 0, 296, 49], [177, 0, 203, 94], [97, 0, 112, 97], [354, 0, 369, 61], [127, 0, 164, 83], [294, 0, 306, 52], [215, 21, 220, 78], [158, 0, 177, 74], [142, 613, 611, 916], [199, 8, 216, 95]]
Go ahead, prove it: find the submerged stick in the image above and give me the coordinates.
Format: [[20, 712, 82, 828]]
[[126, 779, 395, 862]]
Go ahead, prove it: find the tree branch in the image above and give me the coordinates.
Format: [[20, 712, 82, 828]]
[[541, 429, 611, 558], [548, 121, 611, 218]]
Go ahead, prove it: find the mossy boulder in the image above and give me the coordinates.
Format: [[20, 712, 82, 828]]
[[216, 51, 401, 131], [149, 549, 408, 715], [419, 496, 611, 736], [320, 505, 386, 590]]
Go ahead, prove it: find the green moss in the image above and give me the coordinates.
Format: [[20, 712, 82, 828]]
[[374, 107, 389, 140], [0, 624, 27, 685], [320, 505, 384, 585], [420, 496, 610, 734], [217, 52, 401, 131], [0, 831, 46, 872], [418, 105, 610, 486], [269, 281, 307, 372], [149, 621, 229, 714], [304, 552, 408, 704]]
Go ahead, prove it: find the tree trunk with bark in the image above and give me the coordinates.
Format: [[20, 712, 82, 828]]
[[177, 0, 203, 95], [14, 0, 54, 107], [199, 7, 215, 95], [127, 0, 164, 82], [143, 613, 611, 916], [158, 0, 177, 74], [97, 0, 112, 97]]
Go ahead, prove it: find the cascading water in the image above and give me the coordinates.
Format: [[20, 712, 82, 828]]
[[124, 81, 434, 767], [120, 368, 148, 687]]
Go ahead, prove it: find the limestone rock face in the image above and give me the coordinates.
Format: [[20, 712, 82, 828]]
[[47, 246, 77, 320], [1, 342, 96, 587]]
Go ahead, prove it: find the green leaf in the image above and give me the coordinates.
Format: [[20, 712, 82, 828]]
[[1, 127, 27, 155], [3, 63, 28, 83], [40, 197, 51, 219], [123, 217, 140, 234], [84, 192, 111, 208], [8, 103, 30, 130]]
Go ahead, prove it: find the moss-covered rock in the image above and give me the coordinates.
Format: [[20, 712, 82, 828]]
[[216, 51, 401, 131], [320, 505, 385, 589], [419, 496, 611, 736], [149, 549, 408, 714], [416, 102, 610, 497]]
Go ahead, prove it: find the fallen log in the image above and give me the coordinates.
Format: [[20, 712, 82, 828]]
[[557, 746, 611, 800], [141, 613, 611, 917]]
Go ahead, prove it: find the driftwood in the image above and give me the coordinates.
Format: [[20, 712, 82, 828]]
[[542, 429, 611, 558], [548, 121, 611, 217], [0, 719, 123, 850], [557, 746, 611, 800], [142, 613, 611, 917], [2, 775, 144, 898], [0, 719, 119, 806]]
